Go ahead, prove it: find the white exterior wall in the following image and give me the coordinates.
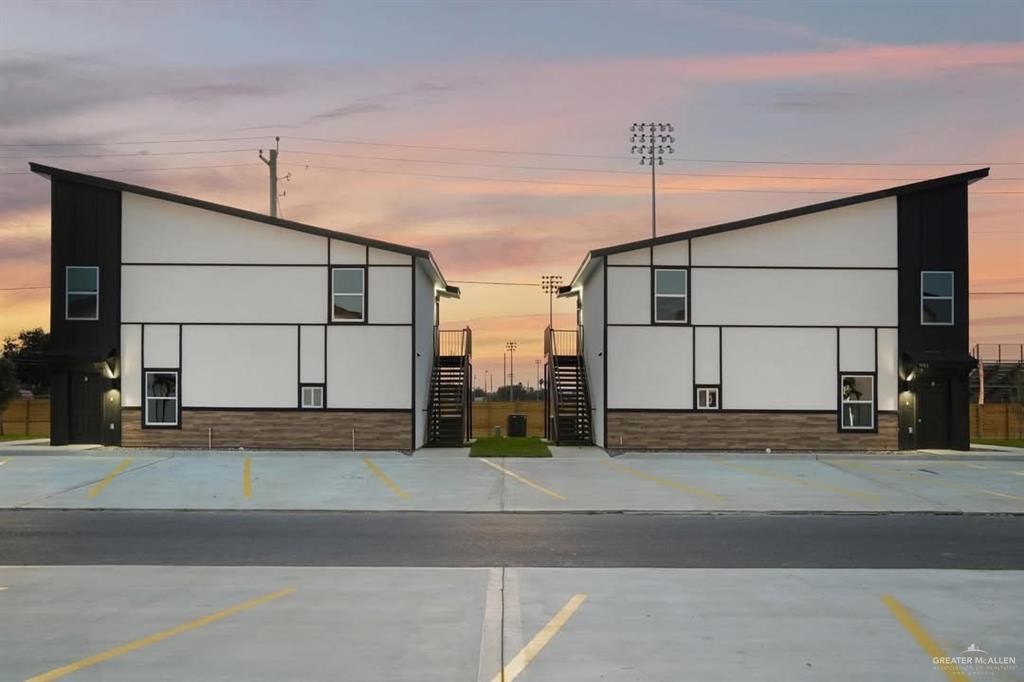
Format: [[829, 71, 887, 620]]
[[327, 326, 411, 409], [694, 327, 720, 385], [368, 266, 412, 324], [121, 324, 142, 408], [839, 328, 875, 372], [608, 326, 693, 409], [299, 325, 326, 384], [182, 326, 298, 408], [607, 248, 649, 265], [414, 263, 437, 447], [369, 247, 412, 265], [122, 193, 326, 264], [690, 197, 897, 267], [877, 328, 898, 411], [330, 239, 366, 264], [691, 268, 897, 327], [580, 263, 605, 446], [123, 265, 326, 324], [143, 324, 179, 368], [722, 328, 836, 410], [606, 267, 650, 325], [653, 241, 689, 266]]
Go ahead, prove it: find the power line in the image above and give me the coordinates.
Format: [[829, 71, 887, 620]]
[[1, 162, 262, 176], [0, 135, 270, 148], [285, 162, 1021, 195]]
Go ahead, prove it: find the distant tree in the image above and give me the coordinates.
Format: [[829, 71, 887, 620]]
[[0, 358, 20, 435], [1, 328, 50, 395]]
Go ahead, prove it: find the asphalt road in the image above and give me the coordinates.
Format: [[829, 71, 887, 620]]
[[2, 510, 1022, 568]]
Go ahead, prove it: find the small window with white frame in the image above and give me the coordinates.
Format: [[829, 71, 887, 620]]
[[654, 268, 687, 323], [144, 371, 179, 427], [66, 266, 99, 320], [300, 384, 324, 409], [921, 271, 953, 325], [696, 386, 720, 410], [331, 268, 365, 322], [840, 374, 874, 430]]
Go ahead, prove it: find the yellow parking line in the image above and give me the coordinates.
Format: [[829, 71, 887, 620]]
[[837, 460, 1024, 502], [0, 458, 9, 466], [478, 458, 566, 501], [713, 459, 881, 502], [243, 457, 253, 499], [25, 587, 296, 682], [603, 460, 724, 502], [492, 594, 587, 682], [363, 457, 409, 499], [87, 458, 133, 499], [881, 595, 969, 682]]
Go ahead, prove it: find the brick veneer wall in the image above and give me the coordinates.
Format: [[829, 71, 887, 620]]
[[121, 408, 412, 450], [606, 411, 898, 451]]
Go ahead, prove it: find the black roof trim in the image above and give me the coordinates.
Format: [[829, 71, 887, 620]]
[[29, 163, 431, 258], [590, 168, 990, 257]]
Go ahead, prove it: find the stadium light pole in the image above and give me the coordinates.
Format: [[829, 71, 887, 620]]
[[506, 341, 518, 402], [630, 122, 675, 239], [541, 274, 563, 331]]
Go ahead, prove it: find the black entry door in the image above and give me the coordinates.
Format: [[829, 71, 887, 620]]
[[69, 372, 103, 443], [916, 378, 951, 448]]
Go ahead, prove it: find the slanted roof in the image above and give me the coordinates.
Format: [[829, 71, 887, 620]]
[[562, 168, 989, 292], [30, 163, 459, 297]]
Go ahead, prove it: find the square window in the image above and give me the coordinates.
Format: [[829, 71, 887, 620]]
[[654, 268, 688, 324], [144, 371, 178, 426], [301, 385, 324, 409], [66, 266, 99, 320], [840, 374, 874, 431], [696, 386, 720, 410], [331, 268, 365, 322], [922, 298, 953, 325]]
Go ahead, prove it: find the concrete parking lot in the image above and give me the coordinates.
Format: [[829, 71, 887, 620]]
[[1, 565, 1019, 682], [0, 448, 1021, 513]]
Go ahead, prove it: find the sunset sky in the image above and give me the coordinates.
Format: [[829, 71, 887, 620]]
[[1, 0, 1021, 386]]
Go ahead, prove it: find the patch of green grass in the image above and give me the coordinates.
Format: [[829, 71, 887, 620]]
[[973, 438, 1024, 448], [0, 434, 33, 442], [470, 437, 552, 457]]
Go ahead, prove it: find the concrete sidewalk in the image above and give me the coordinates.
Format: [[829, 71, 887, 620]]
[[0, 449, 1022, 513]]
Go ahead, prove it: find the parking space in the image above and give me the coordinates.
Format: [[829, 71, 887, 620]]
[[0, 449, 1021, 513], [1, 566, 1019, 682]]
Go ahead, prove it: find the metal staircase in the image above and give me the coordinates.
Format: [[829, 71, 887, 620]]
[[426, 328, 472, 446], [544, 327, 593, 445]]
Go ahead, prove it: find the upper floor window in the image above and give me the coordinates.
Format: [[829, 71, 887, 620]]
[[654, 268, 687, 323], [921, 271, 953, 326], [840, 374, 874, 431], [332, 268, 365, 322], [66, 266, 99, 320]]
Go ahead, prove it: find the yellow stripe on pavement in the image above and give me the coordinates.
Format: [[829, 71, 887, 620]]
[[603, 460, 724, 501], [881, 595, 970, 682], [837, 460, 1024, 502], [492, 594, 587, 682], [87, 458, 133, 499], [478, 458, 566, 501], [25, 587, 296, 682], [363, 457, 409, 499], [243, 457, 253, 499], [0, 459, 9, 466], [713, 459, 881, 502]]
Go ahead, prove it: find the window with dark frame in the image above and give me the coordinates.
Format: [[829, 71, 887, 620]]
[[301, 385, 324, 409], [66, 266, 99, 320], [654, 268, 687, 323], [696, 386, 720, 410], [840, 374, 874, 430], [331, 268, 365, 322], [144, 371, 179, 426], [921, 271, 953, 325]]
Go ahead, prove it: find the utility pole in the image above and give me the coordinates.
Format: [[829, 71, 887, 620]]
[[259, 136, 291, 218], [541, 275, 563, 331], [506, 341, 518, 403], [535, 359, 541, 398], [630, 123, 674, 239]]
